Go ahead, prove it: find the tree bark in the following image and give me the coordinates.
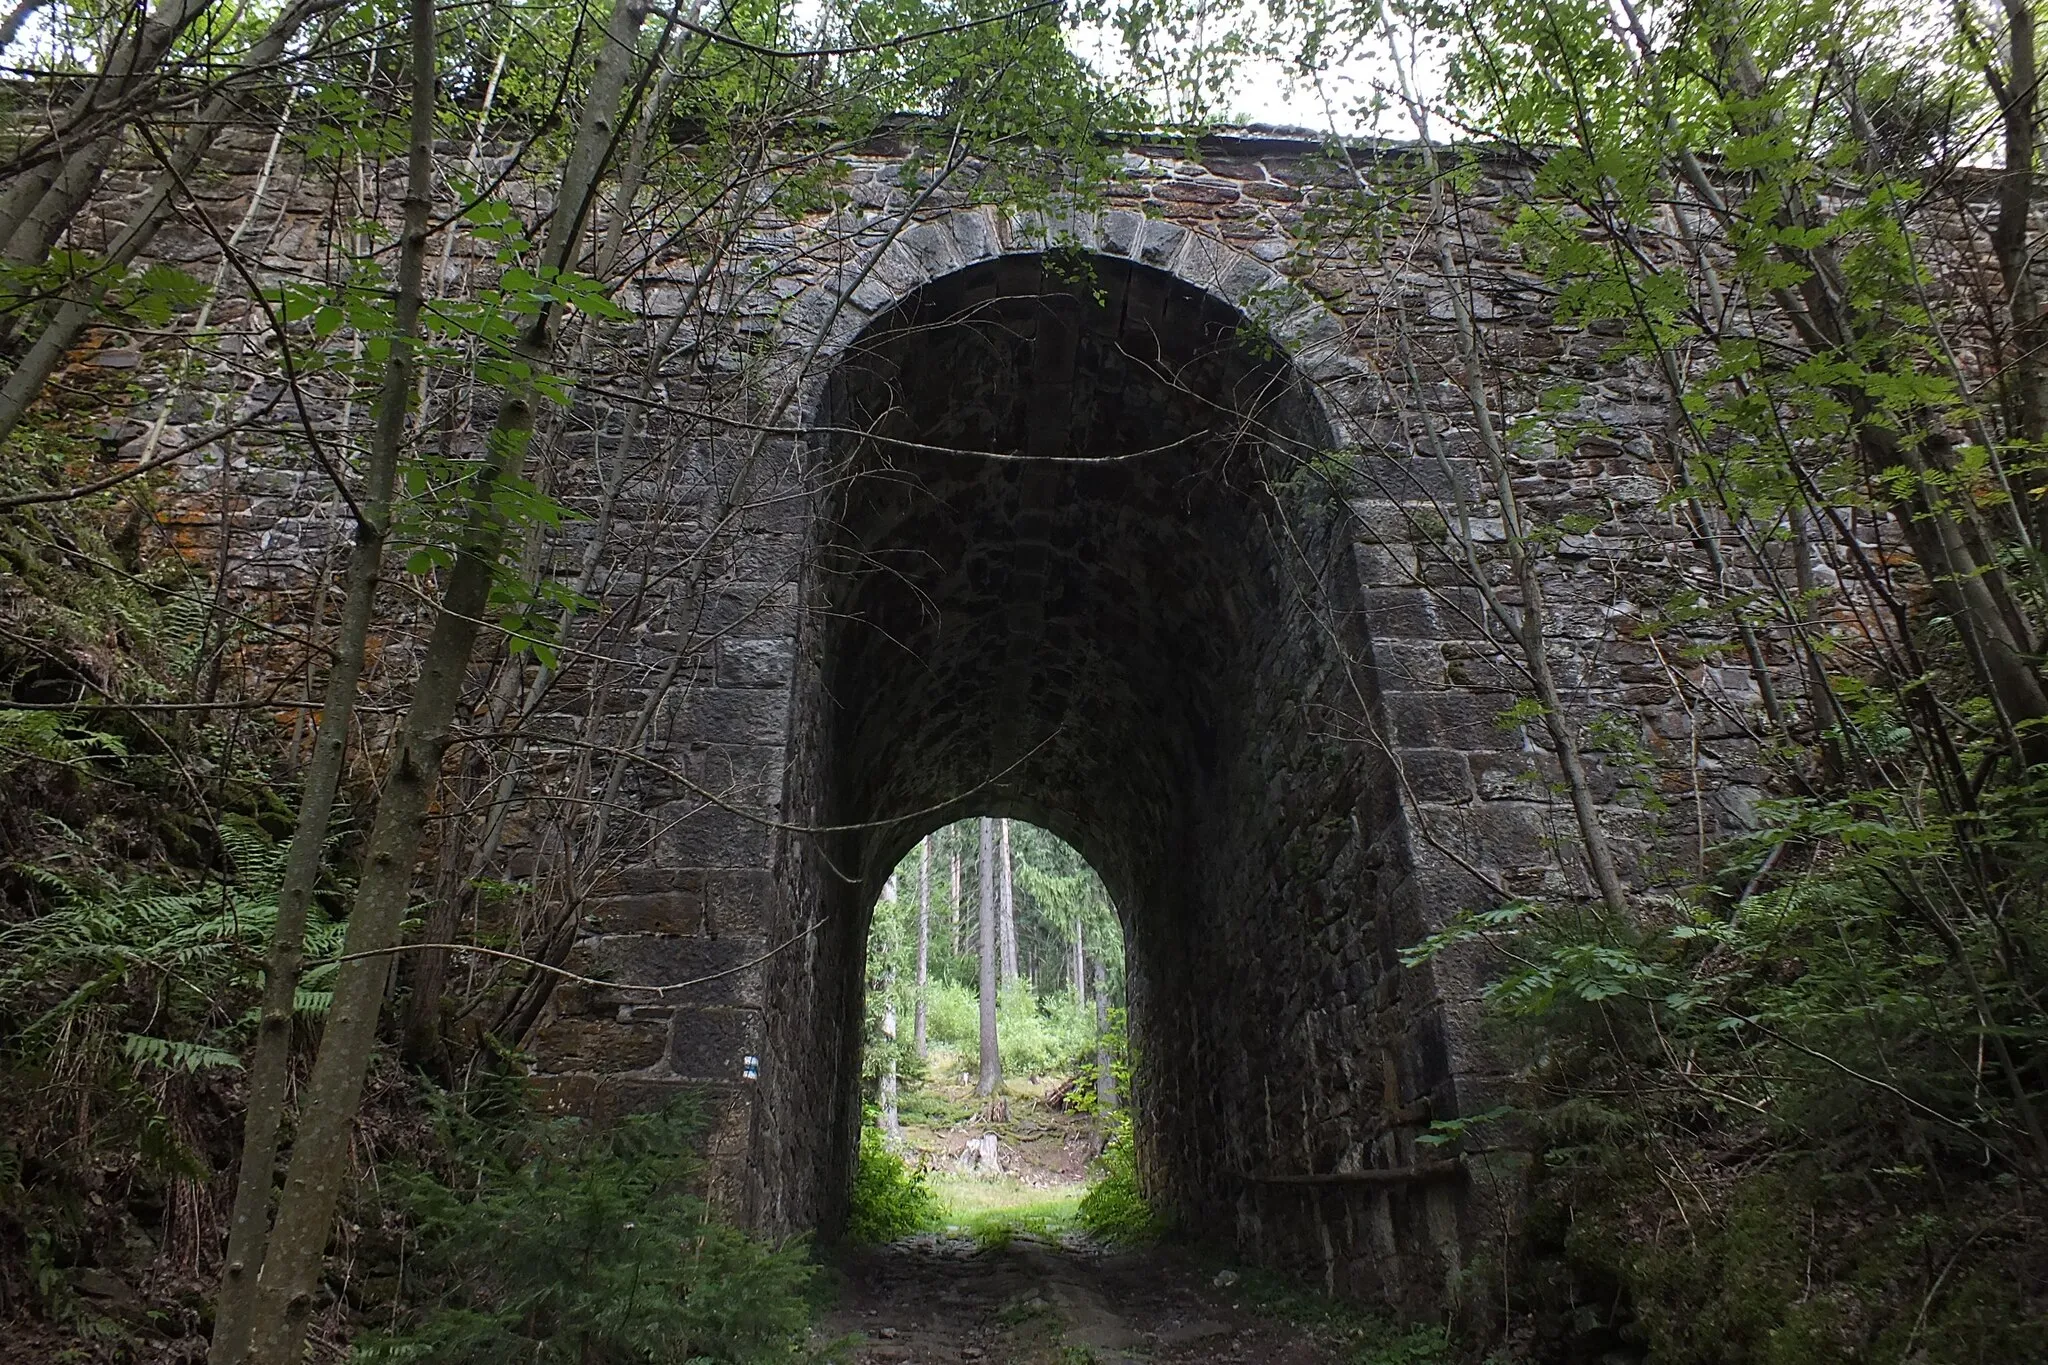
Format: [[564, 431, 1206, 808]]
[[0, 0, 345, 447], [977, 817, 1000, 1097], [998, 817, 1019, 983], [1093, 957, 1115, 1117], [880, 972, 899, 1141], [204, 5, 423, 1360], [1992, 0, 2048, 547], [0, 0, 212, 258], [232, 5, 650, 1360], [950, 848, 962, 957], [0, 0, 50, 50], [1073, 919, 1085, 1003], [914, 835, 929, 1058]]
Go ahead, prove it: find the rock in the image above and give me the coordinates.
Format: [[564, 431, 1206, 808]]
[[1211, 1269, 1240, 1288]]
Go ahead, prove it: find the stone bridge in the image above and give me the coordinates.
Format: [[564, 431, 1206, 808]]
[[175, 128, 1768, 1316]]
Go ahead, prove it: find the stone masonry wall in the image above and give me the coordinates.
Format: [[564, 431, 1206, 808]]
[[82, 121, 1800, 1317]]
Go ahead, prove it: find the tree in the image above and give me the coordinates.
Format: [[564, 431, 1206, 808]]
[[1093, 958, 1116, 1117], [914, 835, 930, 1058], [998, 816, 1020, 983], [206, 2, 434, 1358], [976, 816, 1001, 1099], [227, 3, 657, 1359]]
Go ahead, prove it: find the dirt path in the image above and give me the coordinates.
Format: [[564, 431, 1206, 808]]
[[820, 1234, 1339, 1365]]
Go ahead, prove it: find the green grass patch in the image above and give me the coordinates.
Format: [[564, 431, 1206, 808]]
[[930, 1173, 1084, 1248]]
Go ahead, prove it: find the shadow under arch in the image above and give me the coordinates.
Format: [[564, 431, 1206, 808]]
[[758, 250, 1464, 1306]]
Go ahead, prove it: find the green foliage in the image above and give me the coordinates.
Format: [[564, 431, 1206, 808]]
[[354, 1091, 816, 1364], [909, 979, 1098, 1076], [1408, 825, 2048, 1354], [1066, 1006, 1128, 1117], [0, 816, 345, 1064], [1075, 1112, 1157, 1242], [868, 823, 1121, 1087], [1219, 1265, 1453, 1363], [845, 1127, 943, 1243], [921, 978, 981, 1054]]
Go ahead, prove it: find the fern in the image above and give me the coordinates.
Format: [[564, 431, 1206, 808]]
[[119, 1033, 242, 1073], [0, 817, 345, 1079], [0, 707, 126, 774]]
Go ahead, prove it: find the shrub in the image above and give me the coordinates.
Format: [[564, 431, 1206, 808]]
[[919, 979, 1098, 1078], [1076, 1112, 1158, 1242], [921, 979, 980, 1054], [352, 1090, 813, 1364], [845, 1126, 942, 1243]]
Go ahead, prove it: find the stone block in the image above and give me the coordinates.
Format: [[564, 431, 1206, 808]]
[[1136, 218, 1187, 266], [1098, 209, 1146, 256], [531, 1015, 669, 1072], [579, 933, 768, 1008], [1395, 749, 1476, 803], [668, 687, 789, 746], [717, 636, 795, 688], [584, 881, 708, 936], [527, 1073, 711, 1121], [946, 208, 1000, 262], [1379, 690, 1526, 748], [669, 1006, 761, 1082], [659, 803, 773, 868]]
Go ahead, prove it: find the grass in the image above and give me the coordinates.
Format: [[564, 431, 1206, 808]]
[[929, 1173, 1085, 1248]]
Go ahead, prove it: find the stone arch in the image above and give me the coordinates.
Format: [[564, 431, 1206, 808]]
[[773, 206, 1376, 450], [746, 224, 1485, 1309]]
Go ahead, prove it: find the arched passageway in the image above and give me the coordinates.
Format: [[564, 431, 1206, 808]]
[[755, 251, 1467, 1302]]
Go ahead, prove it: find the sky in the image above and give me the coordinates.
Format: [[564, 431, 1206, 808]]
[[1062, 12, 1431, 138]]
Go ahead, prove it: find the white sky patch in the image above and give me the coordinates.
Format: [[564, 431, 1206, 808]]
[[1062, 14, 1435, 138]]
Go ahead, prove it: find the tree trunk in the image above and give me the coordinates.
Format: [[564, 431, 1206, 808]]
[[880, 974, 900, 1142], [977, 817, 1000, 1097], [950, 848, 962, 957], [0, 0, 212, 259], [0, 0, 346, 448], [1093, 957, 1115, 1117], [914, 835, 929, 1058], [0, 0, 51, 51], [205, 6, 426, 1360], [998, 817, 1018, 984], [1993, 0, 2048, 546], [232, 5, 650, 1360], [1073, 919, 1085, 1003]]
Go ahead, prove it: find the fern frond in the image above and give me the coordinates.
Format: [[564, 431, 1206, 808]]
[[120, 1033, 242, 1073]]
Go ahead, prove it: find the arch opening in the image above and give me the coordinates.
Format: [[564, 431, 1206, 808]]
[[759, 251, 1461, 1300], [859, 818, 1128, 1228]]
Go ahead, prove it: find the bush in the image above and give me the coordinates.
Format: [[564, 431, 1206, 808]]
[[352, 1090, 814, 1364], [845, 1126, 942, 1243], [1077, 1112, 1158, 1242], [921, 979, 980, 1054], [918, 979, 1098, 1078]]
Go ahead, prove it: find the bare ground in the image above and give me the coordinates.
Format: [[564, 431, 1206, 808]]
[[819, 1234, 1341, 1365]]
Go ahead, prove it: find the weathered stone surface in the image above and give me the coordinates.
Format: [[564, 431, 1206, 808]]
[[151, 126, 1798, 1322]]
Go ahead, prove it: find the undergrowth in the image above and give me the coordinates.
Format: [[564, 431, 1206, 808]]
[[1411, 783, 2048, 1361], [845, 1126, 943, 1244], [352, 1084, 817, 1363], [1075, 1112, 1157, 1243], [1223, 1266, 1454, 1364], [0, 458, 324, 1347]]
